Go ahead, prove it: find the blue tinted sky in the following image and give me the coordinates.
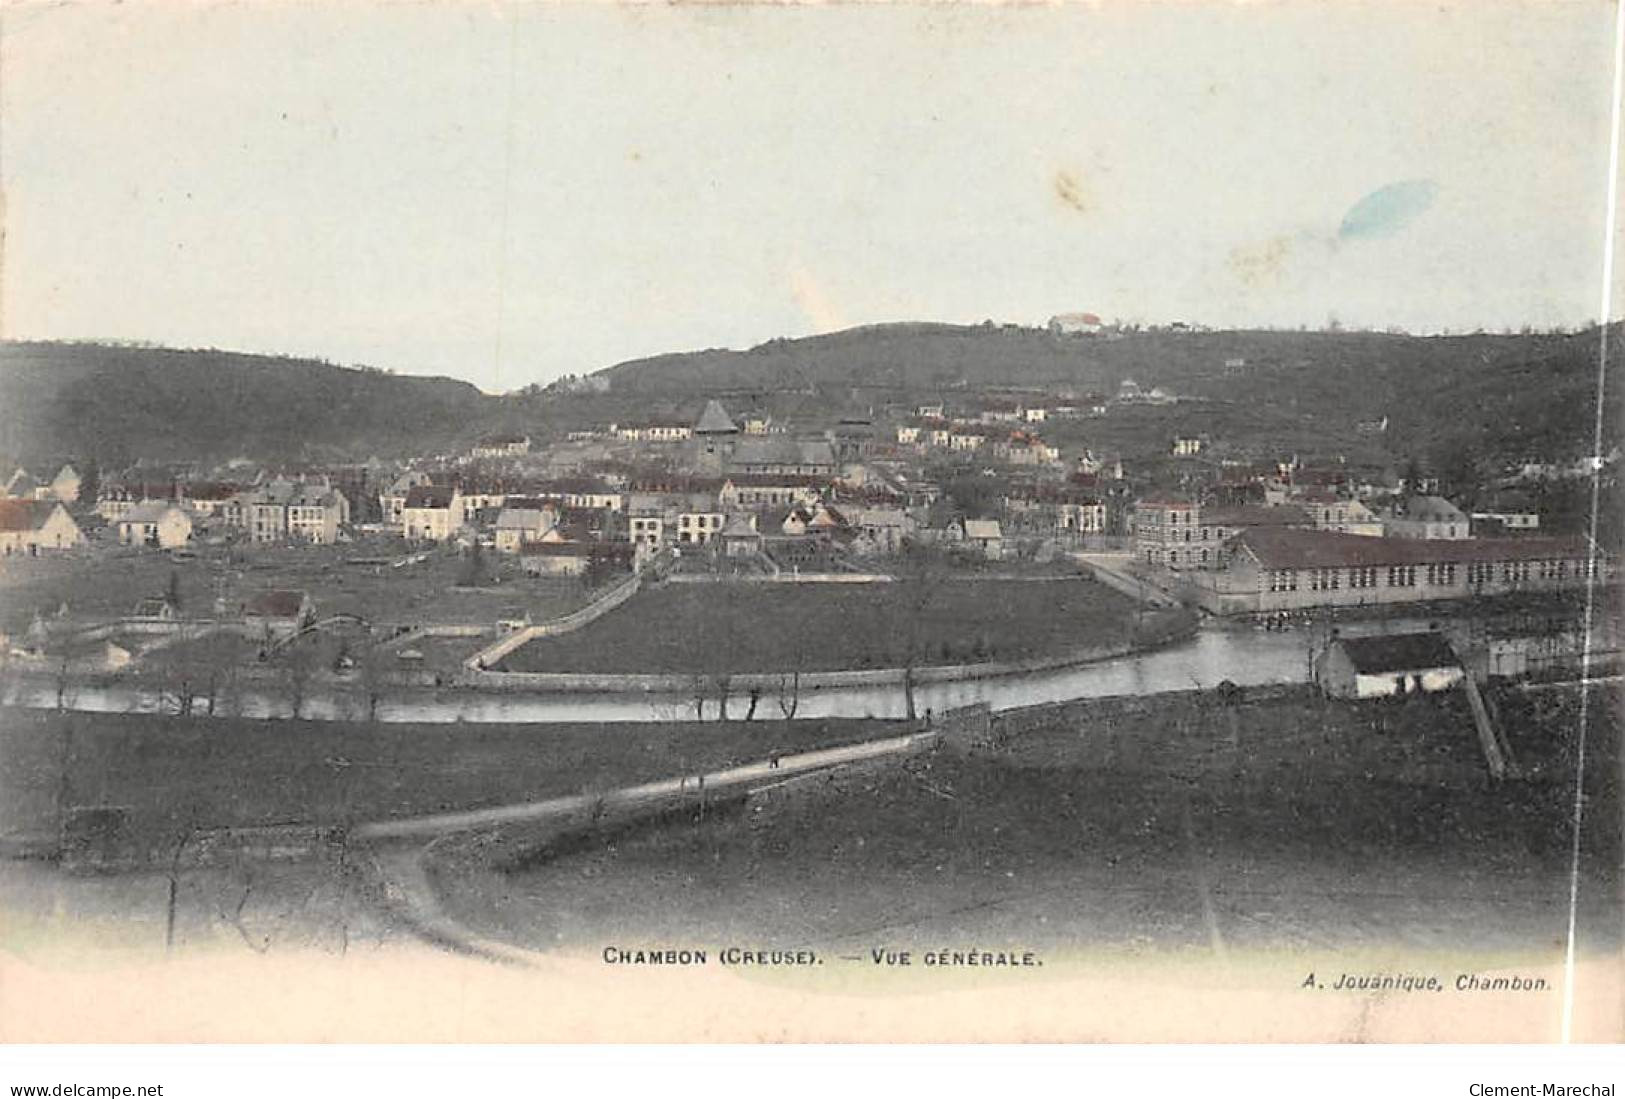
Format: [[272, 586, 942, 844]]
[[2, 2, 1619, 391]]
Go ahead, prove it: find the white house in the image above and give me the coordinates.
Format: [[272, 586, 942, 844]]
[[1315, 633, 1463, 699], [402, 485, 464, 542], [493, 506, 556, 553], [0, 500, 84, 555], [116, 501, 193, 549], [1384, 496, 1470, 540], [378, 470, 433, 527], [471, 434, 531, 459], [960, 518, 1004, 561], [45, 464, 81, 504]]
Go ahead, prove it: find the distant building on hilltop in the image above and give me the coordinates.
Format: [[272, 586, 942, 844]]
[[1048, 312, 1106, 336], [471, 434, 531, 459]]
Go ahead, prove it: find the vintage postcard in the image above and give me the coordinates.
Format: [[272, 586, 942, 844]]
[[0, 0, 1620, 1045]]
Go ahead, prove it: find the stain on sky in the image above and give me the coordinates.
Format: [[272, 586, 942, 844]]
[[1337, 180, 1439, 241], [1053, 170, 1091, 214]]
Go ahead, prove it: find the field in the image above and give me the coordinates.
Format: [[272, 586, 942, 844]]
[[498, 577, 1147, 675], [447, 684, 1622, 967], [0, 708, 902, 848], [0, 537, 594, 638]]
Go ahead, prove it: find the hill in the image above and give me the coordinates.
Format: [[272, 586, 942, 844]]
[[0, 342, 493, 465], [3, 323, 1616, 475], [591, 321, 1621, 467]]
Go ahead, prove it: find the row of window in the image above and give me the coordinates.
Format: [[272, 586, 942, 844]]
[[1269, 558, 1594, 593]]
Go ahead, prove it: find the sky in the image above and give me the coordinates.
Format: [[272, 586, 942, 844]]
[[2, 1, 1620, 392]]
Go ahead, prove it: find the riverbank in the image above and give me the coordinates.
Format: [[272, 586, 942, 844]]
[[470, 605, 1197, 694], [0, 708, 903, 860]]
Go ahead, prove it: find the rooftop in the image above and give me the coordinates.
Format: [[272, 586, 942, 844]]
[[1333, 633, 1460, 675], [0, 499, 60, 532], [1231, 528, 1594, 569]]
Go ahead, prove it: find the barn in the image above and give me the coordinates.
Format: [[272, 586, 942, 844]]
[[1315, 632, 1463, 700]]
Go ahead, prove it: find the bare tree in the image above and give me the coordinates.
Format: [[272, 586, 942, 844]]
[[283, 640, 314, 720], [894, 538, 950, 722], [357, 638, 389, 723], [689, 672, 708, 722], [775, 669, 802, 721], [53, 653, 73, 713]]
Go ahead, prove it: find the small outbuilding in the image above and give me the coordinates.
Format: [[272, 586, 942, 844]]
[[244, 589, 316, 639], [1315, 632, 1463, 700]]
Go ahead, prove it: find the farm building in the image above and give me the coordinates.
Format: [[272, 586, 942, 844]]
[[1315, 632, 1463, 699]]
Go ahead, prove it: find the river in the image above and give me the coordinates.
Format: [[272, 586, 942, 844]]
[[0, 617, 1461, 724]]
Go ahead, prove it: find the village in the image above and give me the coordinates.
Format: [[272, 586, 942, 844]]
[[0, 328, 1616, 714]]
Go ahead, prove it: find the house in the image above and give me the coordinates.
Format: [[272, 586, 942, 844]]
[[2, 468, 36, 499], [804, 502, 853, 539], [181, 481, 242, 519], [719, 512, 763, 558], [779, 504, 816, 537], [728, 437, 837, 477], [1048, 312, 1105, 336], [993, 431, 1060, 466], [846, 505, 914, 555], [471, 434, 531, 459], [1132, 496, 1200, 568], [0, 500, 85, 555], [520, 541, 635, 578], [1470, 493, 1540, 534], [674, 510, 726, 545], [978, 400, 1023, 425], [116, 501, 193, 549], [1136, 499, 1310, 571], [455, 478, 511, 524], [1384, 495, 1469, 540], [627, 512, 665, 549], [44, 464, 81, 504], [96, 482, 178, 522], [493, 506, 557, 553], [529, 477, 623, 513], [402, 485, 464, 542], [896, 424, 923, 446], [959, 518, 1004, 561], [613, 418, 692, 442], [379, 470, 432, 526], [243, 590, 316, 639], [1004, 486, 1106, 539], [1172, 436, 1204, 457], [1292, 489, 1385, 537], [719, 474, 826, 511], [1316, 633, 1463, 699], [236, 481, 349, 544]]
